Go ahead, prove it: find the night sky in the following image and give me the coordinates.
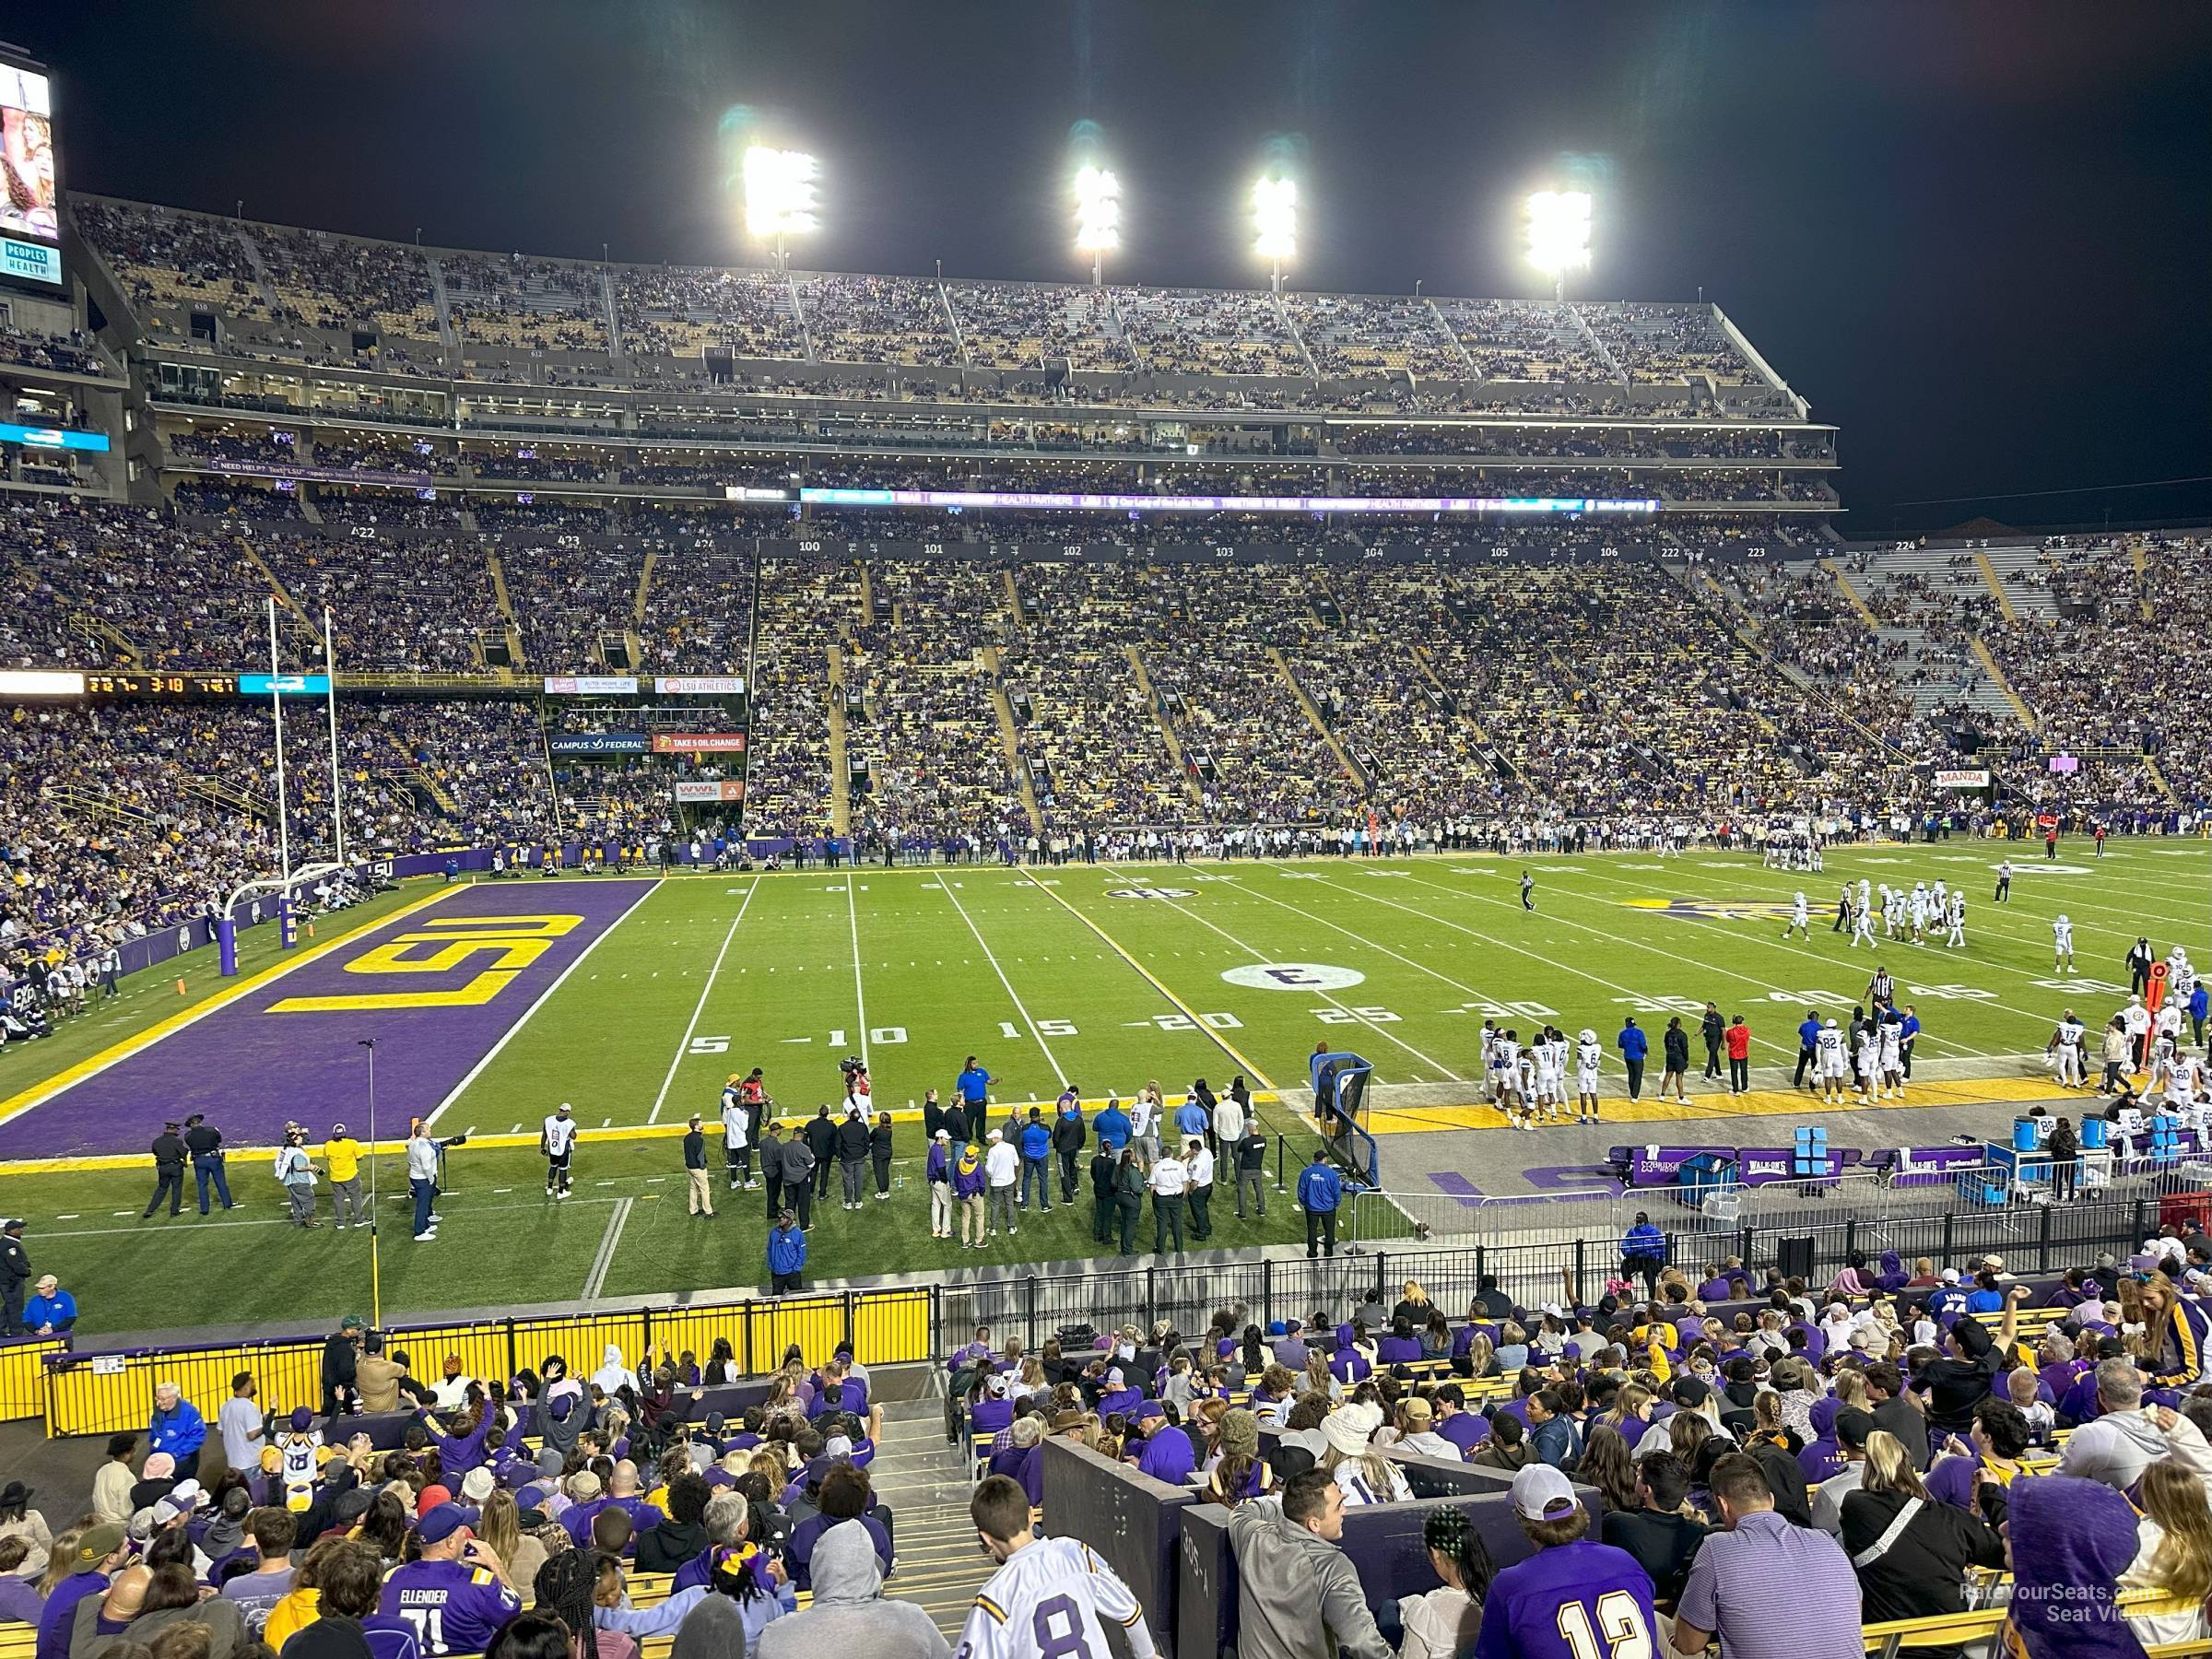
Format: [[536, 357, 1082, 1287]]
[[13, 1, 2211, 535]]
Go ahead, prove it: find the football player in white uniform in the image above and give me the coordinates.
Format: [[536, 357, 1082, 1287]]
[[542, 1101, 579, 1199], [1576, 1028, 1604, 1125], [1850, 890, 1877, 947], [1853, 1021, 1881, 1103], [1878, 1017, 1905, 1099], [1909, 883, 1929, 944], [1497, 1029, 1526, 1128], [1945, 892, 1967, 949], [2053, 914, 2075, 973], [2052, 1010, 2088, 1089], [1818, 1018, 1850, 1105], [1784, 891, 1809, 941]]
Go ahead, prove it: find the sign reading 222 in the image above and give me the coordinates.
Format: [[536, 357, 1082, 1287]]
[[267, 914, 583, 1014]]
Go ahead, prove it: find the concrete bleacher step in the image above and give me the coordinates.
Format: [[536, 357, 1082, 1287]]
[[871, 1397, 995, 1640]]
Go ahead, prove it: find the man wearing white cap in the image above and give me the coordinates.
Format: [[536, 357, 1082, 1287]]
[[1465, 1464, 1656, 1659]]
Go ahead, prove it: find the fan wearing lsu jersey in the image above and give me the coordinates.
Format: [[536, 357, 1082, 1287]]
[[1468, 1465, 1658, 1659], [957, 1475, 1157, 1659], [541, 1102, 579, 1199], [1575, 1029, 1603, 1126], [1817, 1018, 1849, 1105], [379, 1504, 520, 1657], [1783, 891, 1809, 941], [2053, 913, 2076, 973], [265, 1406, 327, 1511]]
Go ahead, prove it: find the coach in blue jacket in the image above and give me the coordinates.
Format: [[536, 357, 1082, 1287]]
[[767, 1211, 806, 1296], [1617, 1018, 1649, 1100], [1296, 1150, 1343, 1260]]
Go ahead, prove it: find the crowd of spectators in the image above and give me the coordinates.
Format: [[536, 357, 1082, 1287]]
[[0, 320, 110, 377], [746, 557, 863, 841]]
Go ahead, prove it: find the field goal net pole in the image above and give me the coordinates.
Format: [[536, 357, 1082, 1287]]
[[216, 861, 348, 975]]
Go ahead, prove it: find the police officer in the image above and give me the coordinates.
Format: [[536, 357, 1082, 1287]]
[[0, 1219, 27, 1335], [182, 1114, 236, 1215], [143, 1123, 187, 1219]]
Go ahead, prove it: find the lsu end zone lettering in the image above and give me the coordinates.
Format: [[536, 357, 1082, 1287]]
[[268, 913, 586, 1012]]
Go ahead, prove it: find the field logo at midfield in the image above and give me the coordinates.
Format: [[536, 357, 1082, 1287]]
[[1105, 887, 1197, 900], [1222, 962, 1367, 991], [269, 913, 587, 1012], [2000, 863, 2090, 876], [1623, 898, 1800, 922]]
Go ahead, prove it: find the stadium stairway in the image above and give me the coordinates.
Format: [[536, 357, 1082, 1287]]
[[871, 1396, 995, 1640], [827, 641, 853, 835]]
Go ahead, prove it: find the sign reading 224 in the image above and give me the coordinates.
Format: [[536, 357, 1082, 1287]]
[[268, 914, 583, 1013]]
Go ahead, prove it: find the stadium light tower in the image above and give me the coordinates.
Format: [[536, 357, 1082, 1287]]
[[743, 145, 819, 271], [1252, 174, 1298, 294], [1524, 189, 1593, 301], [1073, 163, 1121, 287]]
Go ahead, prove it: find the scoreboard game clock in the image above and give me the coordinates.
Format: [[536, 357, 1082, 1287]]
[[84, 673, 241, 699]]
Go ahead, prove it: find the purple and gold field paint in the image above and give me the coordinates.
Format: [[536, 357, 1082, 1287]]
[[0, 879, 658, 1159]]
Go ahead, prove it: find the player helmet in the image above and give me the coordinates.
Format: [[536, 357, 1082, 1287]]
[[1824, 1018, 1839, 1029]]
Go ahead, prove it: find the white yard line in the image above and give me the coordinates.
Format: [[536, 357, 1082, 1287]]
[[648, 878, 761, 1124], [1148, 890, 1461, 1080], [582, 1197, 633, 1299], [424, 880, 663, 1129], [845, 877, 871, 1071], [935, 876, 1068, 1081], [1279, 862, 1809, 1062]]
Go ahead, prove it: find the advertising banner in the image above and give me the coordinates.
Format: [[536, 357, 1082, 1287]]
[[548, 733, 648, 756], [652, 732, 747, 753], [673, 780, 747, 803], [1934, 768, 1991, 789], [543, 676, 639, 696], [653, 676, 747, 696]]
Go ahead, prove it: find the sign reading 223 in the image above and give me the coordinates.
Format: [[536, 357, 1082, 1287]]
[[268, 914, 584, 1013]]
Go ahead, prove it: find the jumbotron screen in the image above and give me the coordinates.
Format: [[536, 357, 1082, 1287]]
[[0, 57, 58, 288]]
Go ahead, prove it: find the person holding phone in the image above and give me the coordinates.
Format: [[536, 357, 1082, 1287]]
[[378, 1503, 520, 1654]]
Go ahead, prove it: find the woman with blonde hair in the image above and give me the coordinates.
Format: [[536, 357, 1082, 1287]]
[[2124, 1459, 2212, 1646], [479, 1487, 548, 1596], [1462, 1330, 1497, 1381], [1393, 1280, 1434, 1325], [1839, 1430, 2004, 1628], [1606, 1382, 1654, 1438]]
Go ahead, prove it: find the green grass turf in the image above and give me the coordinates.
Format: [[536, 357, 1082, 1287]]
[[2, 840, 2204, 1337]]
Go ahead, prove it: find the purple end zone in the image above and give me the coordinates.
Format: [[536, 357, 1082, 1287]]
[[0, 879, 657, 1159]]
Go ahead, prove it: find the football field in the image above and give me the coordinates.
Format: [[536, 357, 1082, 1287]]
[[0, 839, 2203, 1336]]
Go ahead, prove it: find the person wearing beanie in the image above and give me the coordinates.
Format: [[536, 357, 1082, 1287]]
[[1204, 1408, 1272, 1504]]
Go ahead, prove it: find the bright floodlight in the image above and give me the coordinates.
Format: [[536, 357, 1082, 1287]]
[[744, 146, 819, 249], [1252, 175, 1298, 270], [1525, 189, 1593, 277], [1073, 164, 1122, 253]]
